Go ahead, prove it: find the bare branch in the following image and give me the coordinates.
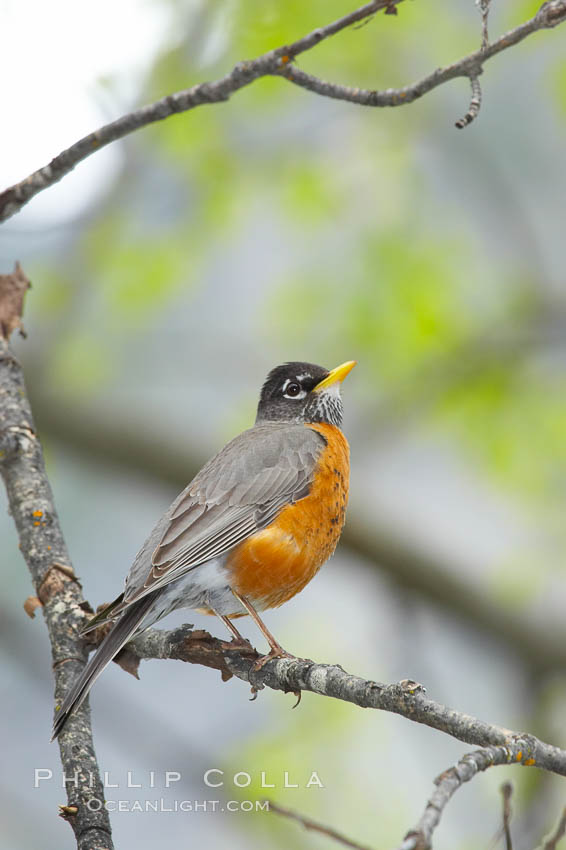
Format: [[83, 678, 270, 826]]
[[99, 622, 566, 846], [395, 748, 521, 850], [77, 615, 566, 848], [0, 0, 401, 223], [0, 274, 113, 850], [478, 0, 492, 50], [2, 0, 566, 222], [280, 1, 565, 116], [267, 800, 372, 850], [117, 624, 566, 778]]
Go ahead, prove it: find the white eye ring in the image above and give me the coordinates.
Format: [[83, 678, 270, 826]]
[[282, 378, 307, 400]]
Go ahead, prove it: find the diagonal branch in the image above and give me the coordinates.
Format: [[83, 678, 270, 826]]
[[2, 0, 566, 222], [124, 624, 566, 777], [123, 624, 566, 849], [395, 747, 522, 850], [129, 624, 566, 847], [0, 270, 113, 850], [278, 1, 565, 120], [0, 0, 401, 223], [267, 800, 372, 850]]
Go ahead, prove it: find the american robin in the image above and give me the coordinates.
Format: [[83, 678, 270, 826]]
[[52, 360, 356, 739]]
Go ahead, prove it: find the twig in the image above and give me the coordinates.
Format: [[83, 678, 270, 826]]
[[395, 747, 521, 850], [277, 0, 565, 110], [541, 806, 566, 850], [501, 782, 514, 850], [2, 0, 566, 222], [478, 0, 492, 50], [0, 269, 113, 850], [455, 75, 482, 128], [267, 800, 372, 850]]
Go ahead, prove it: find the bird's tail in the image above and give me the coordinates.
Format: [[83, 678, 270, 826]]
[[80, 592, 126, 635], [51, 593, 157, 740]]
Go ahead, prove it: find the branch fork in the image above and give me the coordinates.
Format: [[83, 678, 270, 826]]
[[2, 1, 566, 221]]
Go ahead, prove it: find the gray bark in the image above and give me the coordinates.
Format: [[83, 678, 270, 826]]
[[0, 268, 113, 850]]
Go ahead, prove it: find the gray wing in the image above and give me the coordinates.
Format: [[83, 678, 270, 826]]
[[122, 422, 325, 605]]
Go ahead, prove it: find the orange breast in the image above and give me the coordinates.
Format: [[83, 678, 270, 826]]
[[226, 423, 350, 610]]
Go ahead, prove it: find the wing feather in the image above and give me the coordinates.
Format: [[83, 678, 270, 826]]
[[121, 422, 325, 605]]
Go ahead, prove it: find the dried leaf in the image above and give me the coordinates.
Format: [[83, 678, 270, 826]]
[[23, 595, 43, 618], [0, 262, 31, 340]]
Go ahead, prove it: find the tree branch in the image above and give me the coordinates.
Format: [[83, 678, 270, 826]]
[[2, 0, 566, 223], [279, 0, 566, 113], [478, 0, 492, 51], [0, 0, 401, 224], [115, 623, 566, 848], [267, 800, 372, 850], [122, 624, 566, 777], [395, 748, 520, 850], [0, 269, 113, 850]]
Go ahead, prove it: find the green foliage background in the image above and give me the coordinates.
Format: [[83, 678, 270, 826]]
[[32, 1, 566, 504]]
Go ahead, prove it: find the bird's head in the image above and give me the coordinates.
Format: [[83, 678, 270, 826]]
[[256, 360, 356, 427]]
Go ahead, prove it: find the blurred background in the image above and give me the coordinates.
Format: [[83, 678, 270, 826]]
[[2, 0, 566, 847]]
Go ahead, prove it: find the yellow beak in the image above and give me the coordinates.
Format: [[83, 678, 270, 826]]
[[313, 360, 357, 392]]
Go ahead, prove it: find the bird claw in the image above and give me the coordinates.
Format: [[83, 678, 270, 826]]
[[252, 646, 296, 672]]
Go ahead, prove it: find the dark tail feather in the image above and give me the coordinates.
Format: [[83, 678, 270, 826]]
[[80, 592, 125, 635], [51, 594, 156, 740]]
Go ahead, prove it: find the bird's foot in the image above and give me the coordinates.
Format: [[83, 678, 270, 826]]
[[252, 644, 296, 672], [248, 644, 305, 707], [291, 690, 302, 708]]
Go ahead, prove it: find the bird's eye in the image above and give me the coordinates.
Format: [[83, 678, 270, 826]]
[[284, 381, 301, 397]]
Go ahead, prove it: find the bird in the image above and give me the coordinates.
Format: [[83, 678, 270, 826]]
[[52, 359, 356, 739]]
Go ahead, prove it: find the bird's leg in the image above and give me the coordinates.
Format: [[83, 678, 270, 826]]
[[231, 591, 302, 704], [211, 607, 253, 651], [231, 590, 295, 668]]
